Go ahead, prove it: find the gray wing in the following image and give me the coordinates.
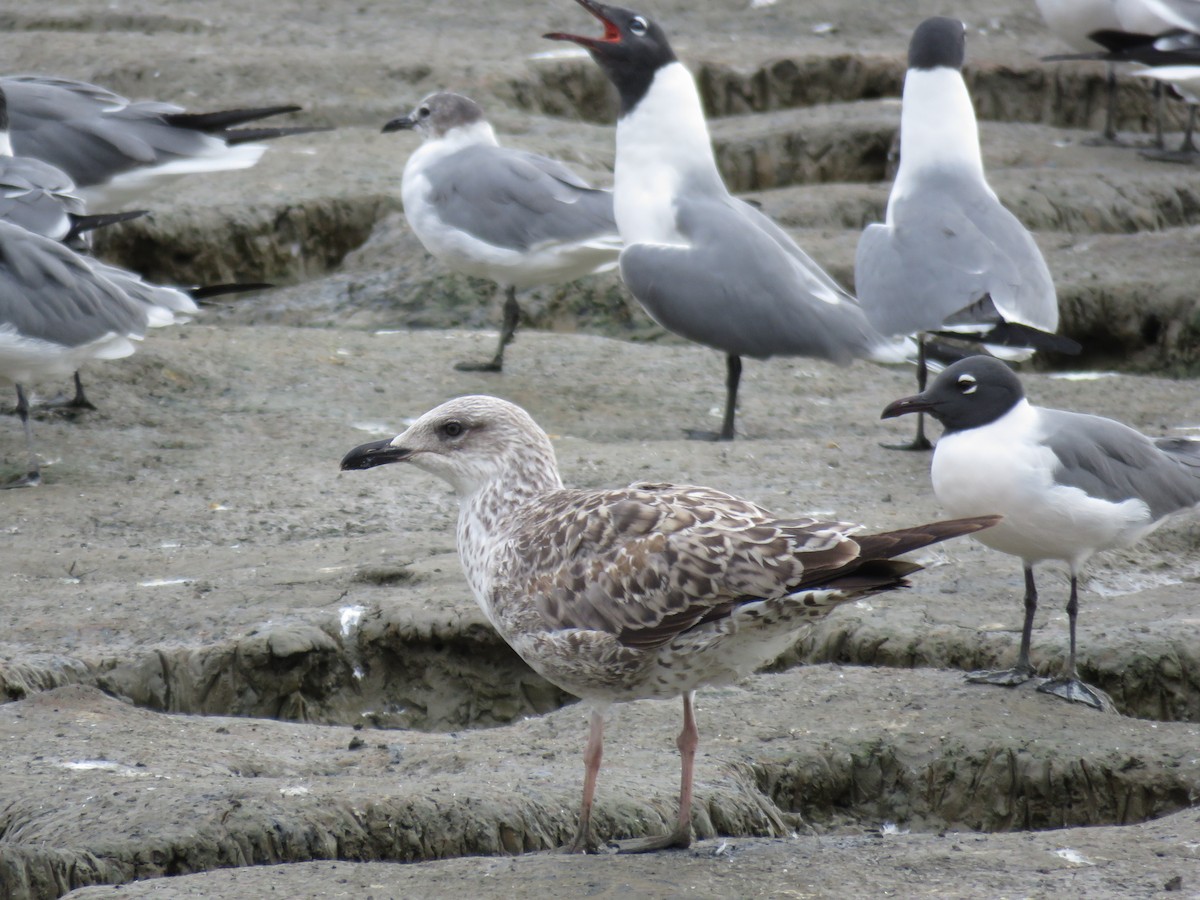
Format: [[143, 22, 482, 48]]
[[422, 144, 616, 251], [619, 186, 885, 362], [855, 174, 1056, 337], [0, 220, 148, 348], [1043, 408, 1200, 519], [0, 156, 83, 241], [3, 75, 213, 189]]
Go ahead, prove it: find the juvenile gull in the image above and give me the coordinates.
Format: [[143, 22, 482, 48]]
[[3, 75, 326, 209], [546, 0, 910, 441], [882, 356, 1200, 710], [0, 219, 187, 485], [342, 394, 999, 851], [857, 17, 1077, 451], [383, 92, 621, 372]]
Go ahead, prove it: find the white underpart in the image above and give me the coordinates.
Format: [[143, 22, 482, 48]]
[[78, 140, 267, 209], [401, 119, 619, 286], [1139, 0, 1200, 31], [613, 62, 714, 246], [1034, 0, 1122, 52], [0, 132, 13, 158], [890, 68, 991, 214], [1134, 66, 1200, 104], [931, 399, 1156, 569], [0, 323, 140, 384], [1113, 0, 1177, 33]]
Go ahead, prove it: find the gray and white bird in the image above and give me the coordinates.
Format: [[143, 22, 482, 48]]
[[3, 74, 325, 209], [546, 0, 910, 440], [382, 92, 621, 373], [0, 219, 193, 486], [882, 356, 1200, 710], [342, 394, 998, 852], [858, 17, 1076, 451]]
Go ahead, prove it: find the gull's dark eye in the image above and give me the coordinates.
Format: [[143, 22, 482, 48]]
[[629, 15, 648, 36], [418, 106, 430, 119], [957, 374, 977, 395], [441, 420, 464, 438]]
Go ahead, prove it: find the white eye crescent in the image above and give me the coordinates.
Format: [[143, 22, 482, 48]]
[[630, 15, 648, 36], [957, 374, 977, 395]]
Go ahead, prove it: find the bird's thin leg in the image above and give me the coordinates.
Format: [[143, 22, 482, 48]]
[[1153, 80, 1165, 151], [566, 707, 605, 853], [613, 691, 696, 853], [67, 372, 98, 411], [1142, 101, 1200, 163], [1104, 64, 1119, 143], [1181, 106, 1198, 155], [967, 564, 1038, 686], [455, 285, 519, 373], [4, 385, 42, 488], [884, 335, 933, 451], [1037, 575, 1114, 711], [685, 354, 741, 442]]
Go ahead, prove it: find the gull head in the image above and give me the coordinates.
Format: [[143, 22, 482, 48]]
[[340, 395, 561, 496], [881, 355, 1025, 433], [381, 91, 487, 141], [544, 0, 676, 106]]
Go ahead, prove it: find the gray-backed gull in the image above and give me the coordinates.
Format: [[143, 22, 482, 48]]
[[545, 0, 911, 441], [383, 91, 620, 373], [883, 356, 1200, 711], [342, 394, 999, 852], [857, 17, 1076, 452]]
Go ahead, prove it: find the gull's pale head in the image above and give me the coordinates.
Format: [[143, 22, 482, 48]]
[[340, 394, 561, 495]]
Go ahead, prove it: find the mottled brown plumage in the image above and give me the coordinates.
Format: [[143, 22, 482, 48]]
[[341, 395, 998, 854]]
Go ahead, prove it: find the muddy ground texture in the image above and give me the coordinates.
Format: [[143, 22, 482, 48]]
[[3, 0, 1200, 897]]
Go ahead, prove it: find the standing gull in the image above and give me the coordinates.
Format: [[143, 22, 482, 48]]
[[545, 0, 909, 441], [3, 75, 326, 209], [342, 394, 999, 851], [0, 219, 186, 486], [857, 17, 1077, 452], [383, 92, 621, 372], [882, 356, 1200, 710]]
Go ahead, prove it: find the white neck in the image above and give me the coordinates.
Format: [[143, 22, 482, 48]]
[[0, 132, 12, 158], [613, 62, 723, 244], [892, 68, 986, 208]]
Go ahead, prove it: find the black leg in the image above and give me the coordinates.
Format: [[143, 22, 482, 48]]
[[1141, 103, 1200, 163], [883, 336, 933, 451], [67, 372, 98, 411], [967, 564, 1039, 687], [1037, 575, 1114, 711], [4, 385, 41, 488], [685, 354, 740, 441], [1104, 64, 1119, 143], [455, 285, 520, 373]]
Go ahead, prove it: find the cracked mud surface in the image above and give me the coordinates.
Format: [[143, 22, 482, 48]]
[[2, 0, 1200, 897]]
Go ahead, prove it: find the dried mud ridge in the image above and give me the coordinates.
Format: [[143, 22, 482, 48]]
[[5, 13, 1200, 899]]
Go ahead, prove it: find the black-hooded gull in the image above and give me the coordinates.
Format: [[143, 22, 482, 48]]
[[341, 393, 999, 851], [545, 0, 910, 441], [882, 356, 1200, 711], [857, 17, 1077, 451], [382, 91, 620, 373]]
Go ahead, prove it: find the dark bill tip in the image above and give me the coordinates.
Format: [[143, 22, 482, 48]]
[[545, 0, 619, 48], [340, 438, 412, 471], [880, 395, 935, 420], [382, 116, 415, 134]]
